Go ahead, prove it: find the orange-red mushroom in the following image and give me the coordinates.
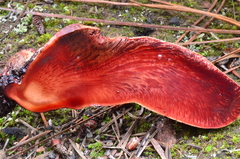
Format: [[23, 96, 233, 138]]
[[0, 24, 239, 128]]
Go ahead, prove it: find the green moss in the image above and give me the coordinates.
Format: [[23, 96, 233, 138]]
[[28, 3, 35, 9], [0, 10, 9, 16], [83, 21, 96, 26], [135, 120, 153, 133], [36, 33, 53, 44], [63, 19, 78, 25], [100, 134, 105, 139], [205, 145, 213, 152], [213, 134, 224, 141], [88, 142, 103, 150], [89, 150, 104, 158], [104, 116, 111, 123], [83, 115, 89, 120], [231, 135, 240, 144], [88, 142, 104, 158], [134, 104, 141, 110], [8, 32, 18, 39], [235, 42, 239, 48], [233, 151, 240, 158], [45, 18, 61, 28]]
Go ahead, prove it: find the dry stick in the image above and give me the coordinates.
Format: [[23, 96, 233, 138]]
[[150, 0, 178, 6], [112, 113, 121, 140], [0, 0, 30, 42], [66, 0, 140, 6], [129, 0, 240, 27], [187, 0, 226, 43], [7, 106, 118, 159], [32, 139, 40, 159], [165, 143, 172, 159], [177, 37, 240, 45], [224, 65, 240, 74], [8, 135, 29, 155], [150, 138, 166, 159], [231, 69, 240, 78], [174, 0, 218, 43], [154, 0, 215, 45], [119, 120, 138, 158], [111, 124, 120, 142], [40, 113, 49, 127], [69, 139, 87, 159], [80, 136, 87, 152], [209, 31, 219, 40], [7, 130, 52, 151], [19, 119, 38, 132], [111, 119, 139, 156], [183, 0, 240, 75], [135, 128, 159, 157], [212, 48, 240, 64], [0, 7, 240, 34], [3, 139, 9, 150], [116, 107, 145, 157], [8, 135, 30, 156], [67, 0, 240, 35], [98, 107, 132, 134]]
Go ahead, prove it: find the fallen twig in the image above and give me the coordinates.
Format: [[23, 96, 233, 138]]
[[40, 113, 49, 127], [7, 130, 52, 151], [224, 65, 240, 74], [175, 0, 218, 43], [0, 7, 240, 34], [150, 138, 166, 159], [69, 139, 87, 159], [212, 48, 240, 64], [7, 106, 117, 159], [186, 0, 226, 43], [177, 37, 240, 45], [129, 0, 240, 27], [98, 107, 132, 134], [19, 119, 38, 132]]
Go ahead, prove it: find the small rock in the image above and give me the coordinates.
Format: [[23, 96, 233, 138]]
[[168, 17, 180, 26], [86, 130, 93, 138], [46, 125, 54, 131], [48, 151, 56, 159]]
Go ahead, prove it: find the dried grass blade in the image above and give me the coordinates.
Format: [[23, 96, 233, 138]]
[[150, 138, 166, 159], [69, 139, 87, 159]]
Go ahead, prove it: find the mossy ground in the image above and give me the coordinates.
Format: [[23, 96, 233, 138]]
[[0, 0, 239, 158]]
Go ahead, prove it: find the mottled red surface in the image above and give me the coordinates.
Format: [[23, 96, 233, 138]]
[[5, 24, 240, 128]]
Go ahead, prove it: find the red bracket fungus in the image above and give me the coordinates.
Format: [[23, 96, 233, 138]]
[[0, 24, 239, 128]]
